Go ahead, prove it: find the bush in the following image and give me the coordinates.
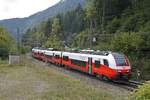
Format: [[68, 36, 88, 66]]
[[141, 59, 150, 80], [0, 44, 10, 59], [130, 81, 150, 100]]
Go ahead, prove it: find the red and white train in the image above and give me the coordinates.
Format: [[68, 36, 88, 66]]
[[32, 47, 131, 81]]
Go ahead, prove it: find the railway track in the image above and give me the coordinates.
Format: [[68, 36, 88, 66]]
[[112, 80, 142, 91], [63, 67, 142, 91], [125, 80, 143, 91], [31, 56, 143, 92]]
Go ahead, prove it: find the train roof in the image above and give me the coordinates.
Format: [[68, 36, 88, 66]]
[[32, 47, 124, 57], [64, 50, 111, 56]]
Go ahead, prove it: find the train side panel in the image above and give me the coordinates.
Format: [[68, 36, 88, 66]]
[[62, 52, 89, 73]]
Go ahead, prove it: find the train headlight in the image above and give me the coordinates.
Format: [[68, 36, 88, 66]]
[[117, 70, 122, 72], [117, 69, 130, 73]]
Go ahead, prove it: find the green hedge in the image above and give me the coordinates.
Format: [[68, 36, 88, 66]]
[[130, 81, 150, 100]]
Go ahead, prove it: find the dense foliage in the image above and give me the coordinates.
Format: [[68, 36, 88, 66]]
[[44, 35, 63, 49], [111, 32, 143, 54], [0, 26, 16, 59], [130, 81, 150, 100]]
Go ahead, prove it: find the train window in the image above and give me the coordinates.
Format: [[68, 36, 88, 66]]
[[112, 53, 129, 66], [71, 59, 86, 67], [46, 55, 53, 58], [55, 55, 60, 59], [104, 59, 109, 67], [95, 60, 100, 68], [63, 56, 69, 61]]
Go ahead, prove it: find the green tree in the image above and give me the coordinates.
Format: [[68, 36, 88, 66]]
[[86, 0, 97, 28], [72, 30, 90, 48], [43, 19, 52, 38], [52, 18, 61, 35], [111, 32, 143, 54], [0, 26, 15, 59], [106, 18, 122, 33], [44, 35, 63, 50], [140, 22, 150, 50]]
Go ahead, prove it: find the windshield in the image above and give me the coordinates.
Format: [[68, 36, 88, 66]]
[[112, 53, 129, 66]]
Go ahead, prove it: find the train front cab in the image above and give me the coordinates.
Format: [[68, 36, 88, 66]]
[[91, 53, 131, 81], [111, 53, 131, 81]]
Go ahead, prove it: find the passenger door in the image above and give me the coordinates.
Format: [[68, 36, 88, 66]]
[[88, 58, 92, 74]]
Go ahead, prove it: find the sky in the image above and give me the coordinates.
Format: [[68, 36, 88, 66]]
[[0, 0, 60, 20]]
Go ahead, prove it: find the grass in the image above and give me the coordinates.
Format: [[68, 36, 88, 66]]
[[0, 59, 8, 64], [0, 57, 125, 100]]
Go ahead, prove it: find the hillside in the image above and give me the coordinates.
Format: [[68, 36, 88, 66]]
[[0, 0, 86, 39]]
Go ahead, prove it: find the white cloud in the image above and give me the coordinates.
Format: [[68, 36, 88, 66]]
[[0, 0, 60, 20]]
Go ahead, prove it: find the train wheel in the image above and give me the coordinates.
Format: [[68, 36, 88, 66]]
[[93, 73, 97, 77], [45, 59, 48, 63], [96, 74, 103, 80], [102, 75, 111, 81], [102, 75, 107, 81]]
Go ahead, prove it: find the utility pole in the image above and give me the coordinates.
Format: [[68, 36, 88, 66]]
[[17, 28, 21, 55], [102, 0, 106, 34], [134, 0, 138, 8], [90, 19, 93, 49]]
